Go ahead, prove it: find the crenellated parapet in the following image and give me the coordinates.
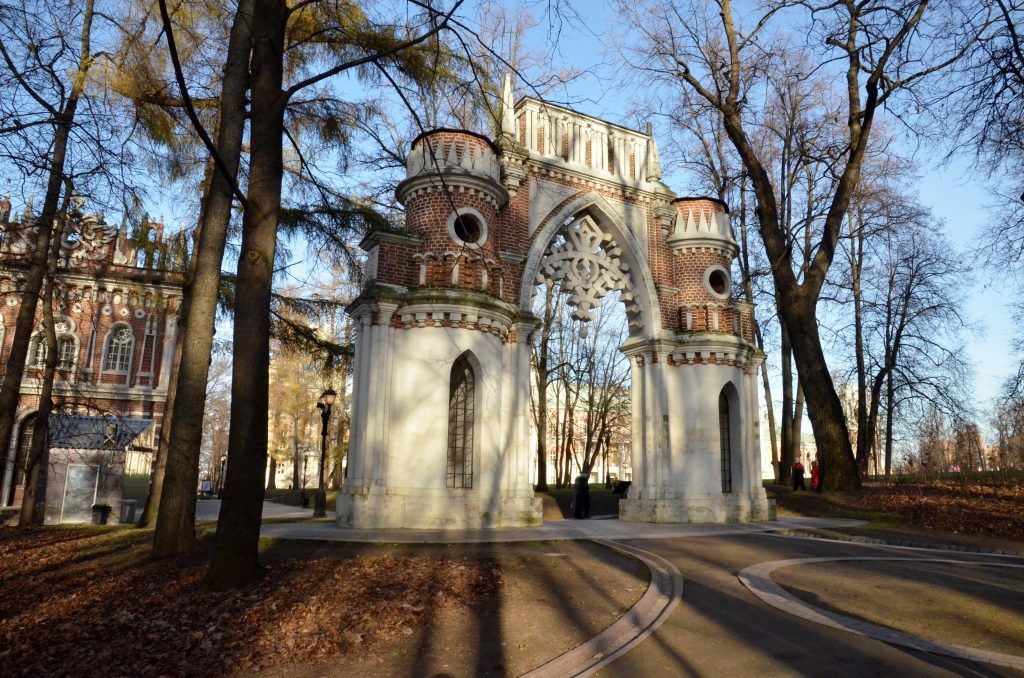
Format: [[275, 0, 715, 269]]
[[398, 129, 508, 210], [665, 197, 736, 255]]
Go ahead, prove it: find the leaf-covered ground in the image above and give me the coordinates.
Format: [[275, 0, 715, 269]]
[[0, 527, 499, 676], [774, 478, 1024, 541]]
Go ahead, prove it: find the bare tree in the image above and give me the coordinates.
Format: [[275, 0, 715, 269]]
[[617, 0, 981, 489], [0, 0, 105, 488]]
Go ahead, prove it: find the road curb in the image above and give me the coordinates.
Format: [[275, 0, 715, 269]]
[[519, 539, 683, 678], [771, 528, 1024, 557], [738, 556, 1024, 671]]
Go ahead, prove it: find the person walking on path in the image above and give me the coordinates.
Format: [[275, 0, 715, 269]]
[[793, 459, 807, 491], [572, 473, 591, 519], [810, 460, 820, 491]]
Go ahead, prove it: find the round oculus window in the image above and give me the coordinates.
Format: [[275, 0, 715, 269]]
[[453, 214, 482, 243], [704, 266, 731, 298], [447, 209, 488, 247]]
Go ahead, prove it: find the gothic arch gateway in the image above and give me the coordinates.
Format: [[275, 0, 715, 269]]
[[339, 79, 771, 529]]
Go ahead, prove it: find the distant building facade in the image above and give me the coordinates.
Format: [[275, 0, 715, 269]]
[[0, 196, 184, 523]]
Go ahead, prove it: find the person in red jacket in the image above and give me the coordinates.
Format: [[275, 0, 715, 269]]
[[810, 459, 820, 491], [793, 459, 807, 491]]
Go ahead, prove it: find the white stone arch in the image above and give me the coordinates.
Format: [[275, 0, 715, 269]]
[[518, 191, 662, 337]]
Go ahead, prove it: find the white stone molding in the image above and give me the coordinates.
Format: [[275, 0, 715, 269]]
[[702, 265, 731, 300], [396, 302, 513, 341], [528, 177, 579, 236], [667, 203, 737, 255], [399, 136, 508, 209]]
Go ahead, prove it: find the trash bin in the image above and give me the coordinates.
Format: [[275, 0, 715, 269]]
[[92, 504, 112, 525], [300, 491, 309, 508]]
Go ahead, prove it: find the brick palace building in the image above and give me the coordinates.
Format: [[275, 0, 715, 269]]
[[0, 195, 183, 523]]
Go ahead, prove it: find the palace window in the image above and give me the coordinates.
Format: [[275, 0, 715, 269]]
[[29, 336, 47, 367], [103, 325, 134, 373], [446, 355, 475, 489], [57, 336, 76, 370]]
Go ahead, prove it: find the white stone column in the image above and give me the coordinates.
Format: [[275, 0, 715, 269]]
[[629, 354, 647, 497], [647, 350, 667, 498], [347, 309, 373, 486], [370, 302, 398, 488], [514, 322, 536, 495], [747, 357, 766, 498], [156, 312, 177, 391]]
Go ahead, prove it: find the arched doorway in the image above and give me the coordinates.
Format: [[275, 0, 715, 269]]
[[8, 413, 35, 506]]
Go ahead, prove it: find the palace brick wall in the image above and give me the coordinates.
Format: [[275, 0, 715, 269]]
[[0, 202, 183, 513]]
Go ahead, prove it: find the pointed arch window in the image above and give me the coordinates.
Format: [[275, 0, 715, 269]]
[[446, 355, 475, 489], [719, 390, 733, 494], [103, 324, 134, 373]]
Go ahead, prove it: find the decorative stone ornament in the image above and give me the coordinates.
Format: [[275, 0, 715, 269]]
[[537, 215, 633, 330]]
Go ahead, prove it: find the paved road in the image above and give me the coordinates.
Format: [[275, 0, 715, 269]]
[[596, 534, 1022, 677], [257, 515, 864, 543], [195, 503, 1024, 675], [194, 499, 332, 522]]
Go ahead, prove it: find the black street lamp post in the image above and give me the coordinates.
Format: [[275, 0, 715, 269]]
[[314, 387, 337, 518]]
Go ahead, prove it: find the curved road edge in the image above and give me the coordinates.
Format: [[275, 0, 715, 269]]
[[738, 556, 1024, 672], [520, 539, 684, 678]]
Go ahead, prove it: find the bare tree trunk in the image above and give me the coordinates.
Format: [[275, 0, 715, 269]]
[[533, 287, 555, 492], [138, 292, 184, 527], [266, 455, 277, 490], [784, 291, 861, 490], [779, 321, 795, 485], [850, 210, 871, 475], [291, 416, 301, 488], [17, 203, 66, 526], [0, 0, 93, 479], [884, 370, 895, 479], [152, 0, 253, 558], [792, 382, 805, 461], [737, 182, 779, 481], [206, 0, 286, 590]]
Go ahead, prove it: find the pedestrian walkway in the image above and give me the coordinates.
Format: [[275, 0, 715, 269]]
[[195, 499, 331, 522], [257, 514, 863, 543]]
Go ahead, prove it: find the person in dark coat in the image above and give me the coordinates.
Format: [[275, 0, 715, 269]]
[[793, 459, 807, 491], [572, 473, 591, 519]]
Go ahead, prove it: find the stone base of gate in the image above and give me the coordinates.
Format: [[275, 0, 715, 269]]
[[336, 489, 543, 530], [619, 492, 772, 524]]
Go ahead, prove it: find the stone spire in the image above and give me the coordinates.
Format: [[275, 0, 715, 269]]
[[645, 122, 662, 182], [500, 72, 516, 140]]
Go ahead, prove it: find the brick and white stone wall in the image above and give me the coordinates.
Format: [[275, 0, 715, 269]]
[[340, 91, 770, 528]]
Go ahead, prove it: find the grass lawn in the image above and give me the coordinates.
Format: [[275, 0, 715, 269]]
[[264, 487, 339, 511]]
